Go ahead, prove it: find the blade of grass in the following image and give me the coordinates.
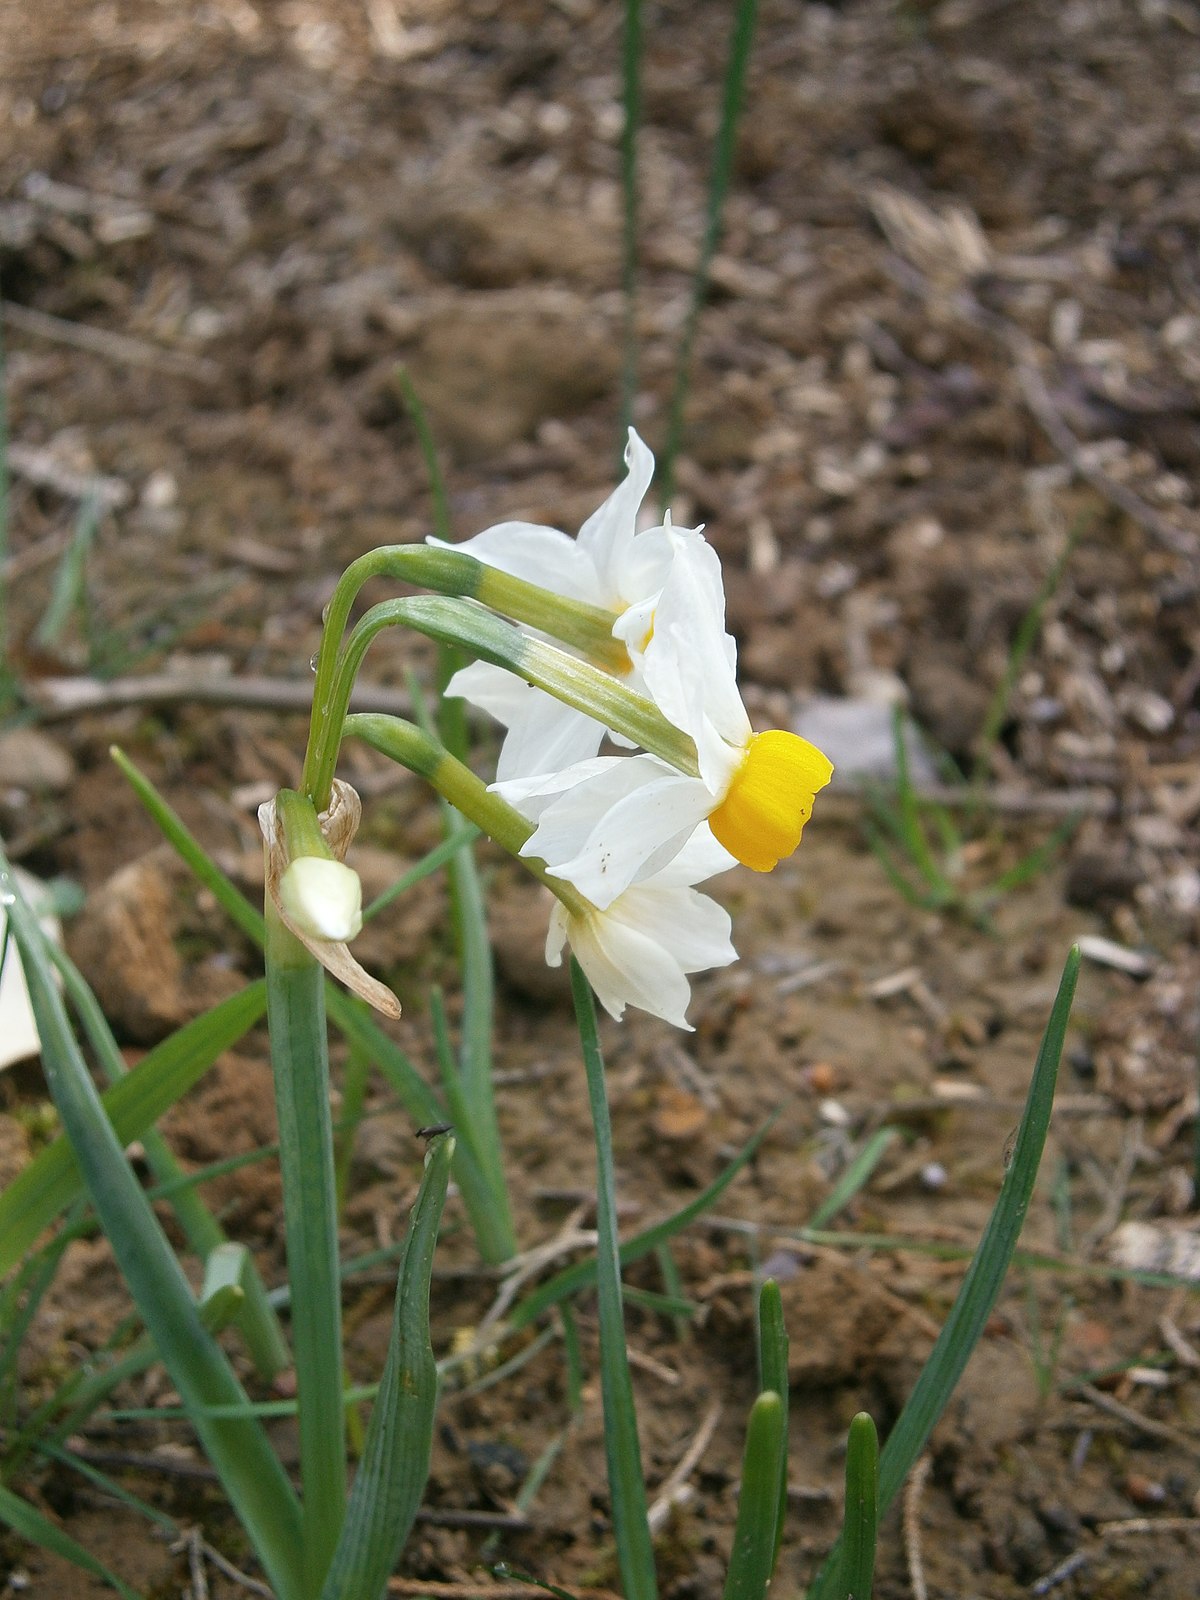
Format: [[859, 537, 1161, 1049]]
[[806, 945, 1080, 1599], [722, 1391, 785, 1600], [33, 491, 101, 650], [756, 1279, 789, 1571], [318, 1135, 452, 1600], [53, 943, 288, 1380], [838, 1413, 879, 1600], [0, 1482, 142, 1600], [571, 958, 657, 1600], [660, 0, 759, 502], [808, 1128, 898, 1231], [509, 1110, 779, 1332], [3, 858, 307, 1600], [408, 676, 515, 1264], [969, 526, 1079, 795], [0, 981, 267, 1277]]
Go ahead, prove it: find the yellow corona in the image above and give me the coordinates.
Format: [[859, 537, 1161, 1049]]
[[709, 730, 834, 872]]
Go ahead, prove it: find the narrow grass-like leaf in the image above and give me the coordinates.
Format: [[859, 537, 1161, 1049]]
[[44, 1441, 178, 1534], [0, 1482, 141, 1600], [319, 1134, 452, 1600], [54, 944, 288, 1380], [510, 1110, 778, 1332], [361, 822, 479, 921], [808, 1129, 898, 1230], [0, 981, 267, 1277], [807, 946, 1079, 1599], [33, 491, 100, 649], [756, 1279, 789, 1570], [838, 1413, 878, 1600], [265, 909, 346, 1591], [113, 744, 507, 1262], [722, 1392, 785, 1600], [3, 861, 306, 1600], [110, 745, 266, 944], [970, 527, 1078, 794], [660, 0, 759, 501], [407, 674, 515, 1264], [571, 958, 657, 1600]]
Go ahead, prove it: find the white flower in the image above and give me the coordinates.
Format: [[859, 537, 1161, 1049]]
[[278, 857, 363, 942], [546, 828, 738, 1028], [496, 524, 833, 908], [437, 429, 689, 781]]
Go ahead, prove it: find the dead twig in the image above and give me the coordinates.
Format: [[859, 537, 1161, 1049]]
[[27, 673, 413, 720], [2, 300, 220, 383], [1073, 1382, 1200, 1458], [1030, 1549, 1091, 1594], [1098, 1515, 1200, 1539], [6, 442, 130, 508], [903, 1453, 932, 1600], [647, 1399, 723, 1533], [193, 1538, 274, 1598]]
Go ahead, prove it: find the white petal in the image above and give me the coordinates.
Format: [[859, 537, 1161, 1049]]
[[575, 429, 656, 597], [495, 694, 607, 783], [640, 529, 751, 791], [500, 754, 712, 909], [564, 879, 736, 1028], [651, 824, 738, 886], [567, 905, 694, 1026], [445, 662, 606, 782], [433, 522, 602, 603], [444, 660, 530, 724]]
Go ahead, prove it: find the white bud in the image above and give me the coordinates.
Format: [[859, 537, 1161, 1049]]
[[279, 857, 363, 942]]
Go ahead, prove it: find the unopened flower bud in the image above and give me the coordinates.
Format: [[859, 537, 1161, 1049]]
[[279, 857, 363, 943]]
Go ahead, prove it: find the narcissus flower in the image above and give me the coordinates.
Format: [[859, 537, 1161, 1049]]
[[496, 524, 833, 908], [545, 828, 738, 1028], [438, 429, 695, 780]]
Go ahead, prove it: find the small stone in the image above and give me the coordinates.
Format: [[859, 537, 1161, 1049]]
[[0, 727, 76, 794]]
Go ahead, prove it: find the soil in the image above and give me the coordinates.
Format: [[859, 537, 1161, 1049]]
[[2, 1, 1200, 1597]]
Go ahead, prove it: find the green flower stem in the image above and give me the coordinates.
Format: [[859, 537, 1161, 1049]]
[[570, 958, 658, 1600], [301, 547, 623, 809], [264, 897, 347, 1595], [277, 789, 336, 858], [310, 593, 697, 811], [344, 712, 591, 919]]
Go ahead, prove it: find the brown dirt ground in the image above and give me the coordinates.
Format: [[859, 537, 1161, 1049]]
[[2, 1, 1200, 1596]]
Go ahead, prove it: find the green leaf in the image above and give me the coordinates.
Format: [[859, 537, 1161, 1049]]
[[2, 856, 307, 1600], [0, 981, 268, 1278], [0, 1482, 142, 1600], [808, 1128, 898, 1230], [571, 959, 657, 1600], [722, 1392, 786, 1600], [807, 946, 1079, 1598], [756, 1280, 789, 1570], [265, 911, 346, 1591], [319, 1135, 452, 1600], [53, 943, 289, 1380], [838, 1413, 879, 1600]]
